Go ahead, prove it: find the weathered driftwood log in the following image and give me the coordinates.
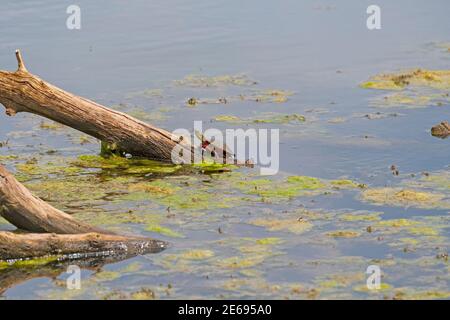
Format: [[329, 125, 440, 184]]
[[0, 50, 191, 162], [0, 164, 103, 234], [0, 164, 167, 260], [0, 231, 166, 261], [431, 121, 450, 139]]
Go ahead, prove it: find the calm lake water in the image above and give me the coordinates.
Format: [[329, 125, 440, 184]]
[[0, 0, 449, 299]]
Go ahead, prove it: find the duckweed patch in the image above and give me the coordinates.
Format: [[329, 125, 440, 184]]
[[128, 180, 179, 195], [353, 283, 392, 292], [416, 172, 450, 191], [180, 250, 215, 260], [235, 176, 327, 200], [340, 212, 381, 222], [248, 89, 294, 103], [217, 256, 266, 269], [72, 155, 181, 175], [145, 224, 183, 238], [330, 179, 365, 189], [0, 256, 58, 269], [360, 188, 448, 209], [370, 92, 449, 108], [130, 288, 156, 300], [255, 237, 283, 245], [396, 290, 450, 300], [376, 219, 418, 228], [25, 178, 109, 204], [315, 273, 365, 289]]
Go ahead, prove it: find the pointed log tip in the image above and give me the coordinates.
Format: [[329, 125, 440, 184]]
[[15, 49, 28, 73]]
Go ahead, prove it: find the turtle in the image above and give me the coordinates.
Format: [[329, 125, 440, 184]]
[[431, 121, 450, 139], [194, 130, 235, 161]]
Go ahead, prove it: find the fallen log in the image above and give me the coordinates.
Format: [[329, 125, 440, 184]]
[[0, 231, 166, 261], [0, 50, 191, 162]]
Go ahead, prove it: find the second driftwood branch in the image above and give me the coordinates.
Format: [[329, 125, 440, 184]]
[[0, 164, 166, 261]]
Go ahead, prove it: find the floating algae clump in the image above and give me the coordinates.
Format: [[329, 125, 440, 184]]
[[395, 290, 450, 300], [407, 226, 439, 237], [255, 237, 283, 245], [361, 69, 450, 108], [180, 250, 215, 260], [340, 212, 381, 222], [72, 155, 181, 175], [123, 178, 241, 210], [237, 176, 326, 200], [214, 115, 241, 122], [214, 113, 305, 124], [326, 230, 361, 238], [370, 92, 449, 109], [286, 176, 326, 188], [315, 273, 365, 289], [250, 89, 294, 103], [217, 255, 266, 269], [417, 172, 450, 190], [16, 159, 83, 178], [145, 224, 183, 238], [374, 218, 441, 237], [130, 288, 156, 300], [376, 219, 418, 228], [353, 283, 392, 292], [330, 179, 365, 189], [128, 180, 179, 195], [252, 114, 306, 124], [25, 176, 111, 205], [250, 218, 313, 234], [360, 188, 448, 209], [190, 161, 237, 174]]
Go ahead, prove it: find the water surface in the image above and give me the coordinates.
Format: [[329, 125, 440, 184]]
[[0, 0, 449, 299]]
